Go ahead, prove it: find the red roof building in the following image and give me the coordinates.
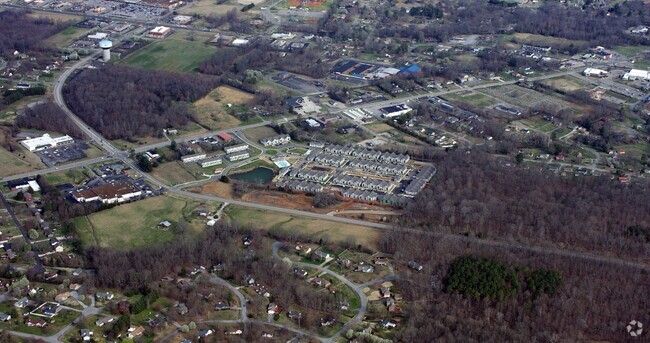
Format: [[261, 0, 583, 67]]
[[217, 132, 233, 142]]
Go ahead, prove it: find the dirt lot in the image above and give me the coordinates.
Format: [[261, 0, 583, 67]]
[[193, 86, 253, 130]]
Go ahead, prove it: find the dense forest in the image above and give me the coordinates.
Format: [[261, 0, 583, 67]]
[[15, 100, 84, 138], [63, 65, 218, 140], [0, 10, 68, 54], [402, 149, 650, 260], [380, 229, 650, 342]]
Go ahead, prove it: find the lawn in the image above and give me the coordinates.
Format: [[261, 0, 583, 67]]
[[0, 145, 44, 177], [241, 126, 278, 143], [72, 195, 207, 249], [151, 161, 200, 186], [613, 45, 650, 58], [179, 0, 241, 15], [229, 158, 278, 172], [45, 25, 92, 47], [42, 167, 90, 186], [224, 206, 381, 249], [540, 76, 589, 93], [192, 86, 253, 130], [364, 122, 393, 134], [120, 33, 217, 73]]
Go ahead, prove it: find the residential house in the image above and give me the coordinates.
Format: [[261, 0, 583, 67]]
[[95, 317, 114, 327], [127, 325, 145, 338], [408, 261, 423, 271], [80, 329, 93, 341], [25, 317, 46, 327], [381, 319, 398, 329], [295, 244, 312, 254], [374, 256, 389, 266], [380, 287, 391, 298], [0, 313, 11, 321], [95, 292, 114, 301], [320, 317, 336, 326], [355, 265, 374, 273], [267, 303, 280, 315], [313, 250, 331, 260], [292, 268, 308, 278], [15, 297, 30, 308], [198, 329, 214, 339], [311, 278, 331, 288], [287, 311, 302, 320], [214, 302, 230, 311]]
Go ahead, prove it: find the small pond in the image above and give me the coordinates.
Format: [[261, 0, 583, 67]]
[[230, 167, 275, 185]]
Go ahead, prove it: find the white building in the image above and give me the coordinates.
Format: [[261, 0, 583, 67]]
[[87, 32, 108, 40], [72, 182, 142, 204], [148, 26, 171, 39], [20, 134, 74, 152], [199, 156, 222, 168], [622, 69, 650, 80], [224, 144, 249, 154], [260, 134, 291, 147], [380, 104, 412, 118], [181, 153, 206, 163], [172, 15, 192, 25], [583, 68, 608, 77], [227, 151, 249, 161]]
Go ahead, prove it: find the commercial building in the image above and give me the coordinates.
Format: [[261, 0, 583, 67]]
[[622, 69, 650, 80], [224, 144, 249, 154], [260, 134, 291, 147], [147, 26, 171, 39], [181, 153, 207, 163], [172, 15, 192, 25], [199, 156, 222, 168], [380, 104, 412, 118], [72, 182, 142, 204], [217, 132, 233, 142], [583, 68, 608, 78], [20, 134, 74, 152], [226, 151, 250, 161], [87, 32, 108, 40]]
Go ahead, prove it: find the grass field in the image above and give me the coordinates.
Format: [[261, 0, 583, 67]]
[[178, 0, 241, 16], [241, 126, 278, 143], [224, 206, 381, 249], [72, 195, 207, 248], [445, 91, 499, 107], [42, 167, 90, 186], [45, 25, 93, 47], [151, 161, 200, 186], [364, 122, 393, 134], [508, 32, 587, 48], [193, 86, 253, 130], [0, 146, 43, 177], [613, 45, 650, 58], [27, 12, 81, 22], [540, 76, 589, 93], [120, 33, 216, 73]]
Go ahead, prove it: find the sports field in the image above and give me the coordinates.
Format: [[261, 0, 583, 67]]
[[72, 195, 207, 249], [120, 33, 216, 73]]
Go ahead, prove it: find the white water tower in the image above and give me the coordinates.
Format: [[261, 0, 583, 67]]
[[99, 40, 113, 62]]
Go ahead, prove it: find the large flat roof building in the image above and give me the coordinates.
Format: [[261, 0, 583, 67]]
[[72, 182, 142, 204], [148, 26, 171, 39], [20, 134, 74, 152]]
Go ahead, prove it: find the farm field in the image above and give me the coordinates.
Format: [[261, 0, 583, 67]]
[[120, 33, 216, 73], [72, 195, 208, 249], [193, 86, 253, 130], [151, 161, 200, 186], [224, 206, 381, 249]]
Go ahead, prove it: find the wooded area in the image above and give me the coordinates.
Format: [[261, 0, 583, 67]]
[[0, 10, 68, 54], [380, 229, 649, 342], [63, 65, 218, 140], [16, 100, 84, 138], [402, 149, 650, 260]]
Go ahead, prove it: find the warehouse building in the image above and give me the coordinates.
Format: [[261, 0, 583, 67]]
[[20, 134, 74, 152]]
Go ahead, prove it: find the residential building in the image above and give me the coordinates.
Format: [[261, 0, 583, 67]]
[[225, 143, 249, 154], [0, 313, 10, 321], [260, 134, 291, 147], [181, 153, 207, 163], [408, 261, 423, 271], [199, 156, 222, 168], [96, 317, 114, 327], [226, 151, 249, 161]]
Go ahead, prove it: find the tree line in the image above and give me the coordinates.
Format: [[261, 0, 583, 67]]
[[63, 65, 219, 140], [15, 100, 84, 138], [0, 10, 69, 55]]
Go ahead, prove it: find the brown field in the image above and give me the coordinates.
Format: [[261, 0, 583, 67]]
[[364, 122, 393, 134], [179, 0, 241, 15], [511, 33, 587, 47], [27, 12, 82, 22], [0, 130, 45, 176], [193, 86, 254, 130], [151, 161, 199, 186], [225, 206, 381, 249], [540, 76, 589, 93], [241, 126, 278, 143]]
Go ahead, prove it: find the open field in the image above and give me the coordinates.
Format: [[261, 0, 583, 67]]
[[0, 146, 43, 177], [241, 125, 278, 143], [27, 11, 81, 22], [45, 25, 93, 47], [72, 195, 207, 249], [540, 76, 589, 93], [613, 45, 650, 58], [193, 86, 253, 130], [179, 0, 241, 15], [508, 32, 587, 48], [364, 122, 393, 134], [42, 167, 90, 186], [151, 161, 200, 186], [120, 33, 216, 73], [445, 91, 499, 107], [224, 206, 381, 249]]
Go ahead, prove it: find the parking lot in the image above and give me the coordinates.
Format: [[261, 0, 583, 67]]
[[36, 142, 90, 167]]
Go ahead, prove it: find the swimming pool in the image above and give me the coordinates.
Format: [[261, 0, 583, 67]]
[[274, 160, 290, 168]]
